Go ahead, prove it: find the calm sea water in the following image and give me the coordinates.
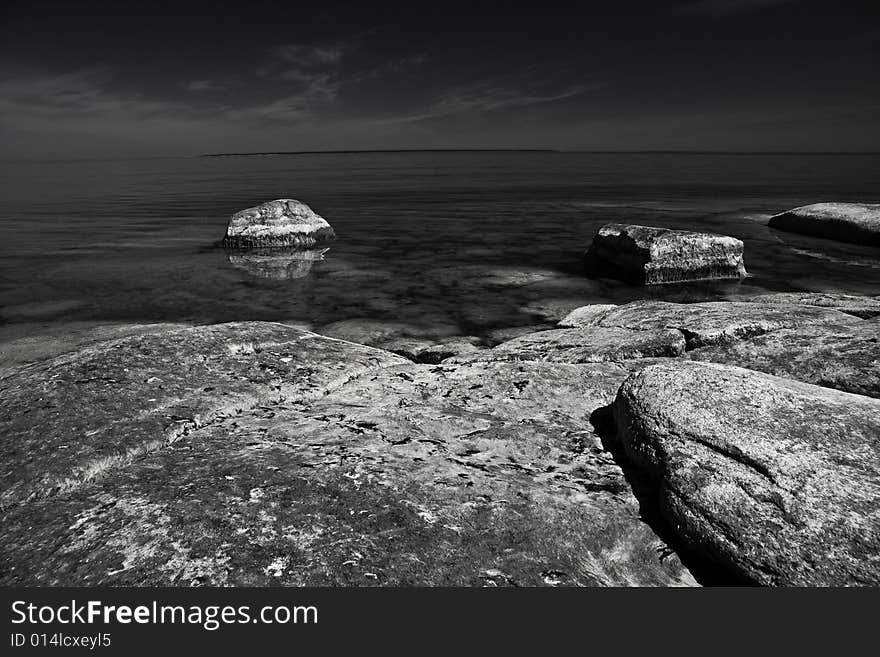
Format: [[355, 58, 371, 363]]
[[0, 152, 878, 344]]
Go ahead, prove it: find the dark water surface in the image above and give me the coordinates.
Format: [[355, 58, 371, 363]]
[[1, 152, 878, 343]]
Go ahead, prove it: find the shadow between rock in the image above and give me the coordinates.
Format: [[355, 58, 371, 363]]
[[588, 404, 748, 587]]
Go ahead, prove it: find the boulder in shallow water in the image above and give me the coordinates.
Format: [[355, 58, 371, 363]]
[[585, 223, 747, 285], [768, 203, 880, 246], [222, 199, 335, 248], [612, 360, 880, 586]]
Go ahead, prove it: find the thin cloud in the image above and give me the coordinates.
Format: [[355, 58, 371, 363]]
[[0, 69, 188, 120], [224, 82, 339, 122], [186, 79, 226, 92], [359, 54, 428, 80], [0, 68, 330, 130], [373, 82, 592, 125], [273, 43, 348, 67]]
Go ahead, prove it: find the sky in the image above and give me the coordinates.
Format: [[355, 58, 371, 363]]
[[1, 0, 878, 159]]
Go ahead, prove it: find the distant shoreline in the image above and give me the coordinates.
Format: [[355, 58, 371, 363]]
[[198, 149, 880, 158], [199, 148, 560, 158], [3, 150, 879, 165]]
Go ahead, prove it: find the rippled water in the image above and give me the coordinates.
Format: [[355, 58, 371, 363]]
[[0, 151, 878, 344]]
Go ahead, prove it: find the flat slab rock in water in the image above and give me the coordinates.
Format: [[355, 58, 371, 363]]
[[612, 361, 880, 586], [222, 199, 336, 248], [0, 323, 695, 587], [584, 223, 747, 285], [768, 203, 880, 246]]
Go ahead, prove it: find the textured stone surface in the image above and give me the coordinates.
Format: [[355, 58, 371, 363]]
[[612, 361, 880, 586], [472, 326, 685, 364], [558, 304, 619, 328], [227, 247, 328, 279], [222, 199, 335, 248], [584, 224, 747, 285], [318, 318, 460, 347], [0, 325, 696, 587], [486, 325, 557, 345], [687, 317, 880, 398], [0, 322, 407, 508], [744, 292, 880, 319], [768, 203, 880, 246], [557, 300, 859, 348], [0, 322, 186, 376], [380, 336, 486, 364]]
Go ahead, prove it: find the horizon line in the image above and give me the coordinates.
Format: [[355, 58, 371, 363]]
[[199, 148, 880, 158], [3, 149, 879, 165]]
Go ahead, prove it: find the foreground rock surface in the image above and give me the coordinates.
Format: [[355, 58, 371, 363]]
[[558, 300, 859, 348], [0, 323, 695, 586], [475, 326, 686, 364], [612, 361, 880, 586], [744, 292, 880, 319], [688, 317, 880, 398], [768, 202, 880, 246], [222, 199, 335, 248], [584, 223, 747, 285], [0, 322, 408, 508], [0, 322, 186, 376], [382, 336, 486, 363]]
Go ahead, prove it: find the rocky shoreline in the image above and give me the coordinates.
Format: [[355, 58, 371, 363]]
[[1, 203, 878, 587], [1, 291, 877, 586]]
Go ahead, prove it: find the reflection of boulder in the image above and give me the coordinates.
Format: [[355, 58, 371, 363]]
[[226, 248, 329, 279], [222, 199, 335, 248]]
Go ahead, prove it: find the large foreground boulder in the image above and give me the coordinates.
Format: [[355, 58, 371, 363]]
[[222, 199, 336, 248], [585, 224, 747, 285], [768, 203, 880, 246], [0, 323, 694, 586], [612, 361, 880, 586]]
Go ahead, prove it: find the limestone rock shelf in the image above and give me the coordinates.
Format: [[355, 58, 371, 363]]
[[0, 322, 694, 587], [3, 293, 878, 586]]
